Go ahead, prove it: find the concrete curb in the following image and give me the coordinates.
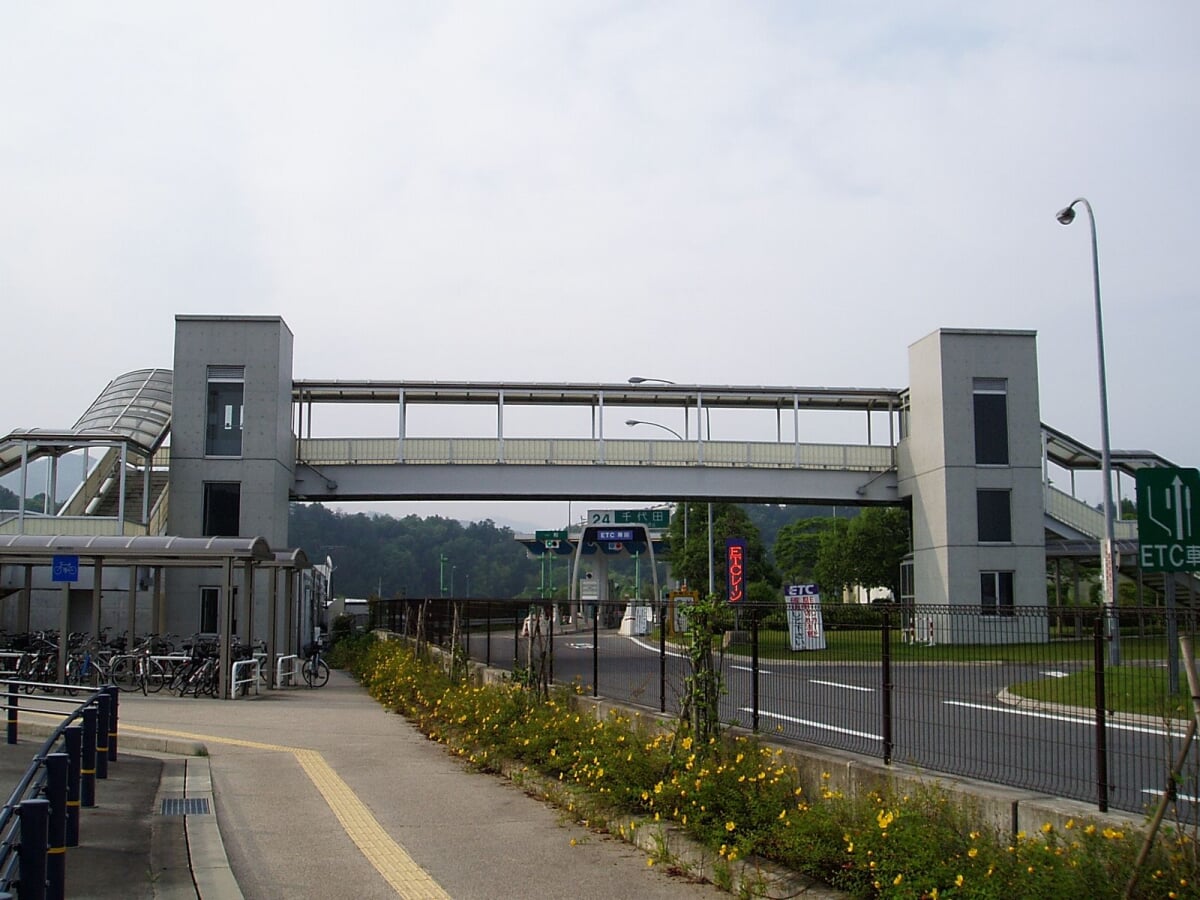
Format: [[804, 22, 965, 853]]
[[17, 720, 241, 900]]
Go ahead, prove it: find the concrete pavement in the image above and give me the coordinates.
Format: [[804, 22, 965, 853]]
[[108, 671, 747, 900]]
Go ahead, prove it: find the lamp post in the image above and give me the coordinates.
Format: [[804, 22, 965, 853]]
[[1057, 197, 1119, 665], [439, 553, 449, 598], [626, 418, 713, 595], [628, 376, 712, 440]]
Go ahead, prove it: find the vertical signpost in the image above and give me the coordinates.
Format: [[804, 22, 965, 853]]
[[1137, 467, 1200, 694], [725, 538, 746, 605]]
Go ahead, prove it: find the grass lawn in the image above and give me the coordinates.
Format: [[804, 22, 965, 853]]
[[1007, 664, 1194, 719], [722, 627, 1178, 664]]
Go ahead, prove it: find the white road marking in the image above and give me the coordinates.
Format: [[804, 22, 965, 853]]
[[810, 679, 872, 693], [1143, 788, 1200, 804], [731, 664, 774, 676], [628, 636, 688, 659], [944, 700, 1177, 737], [743, 707, 881, 741]]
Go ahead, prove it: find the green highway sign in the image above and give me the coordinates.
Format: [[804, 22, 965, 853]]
[[1136, 467, 1200, 573], [535, 530, 568, 542], [614, 509, 671, 528]]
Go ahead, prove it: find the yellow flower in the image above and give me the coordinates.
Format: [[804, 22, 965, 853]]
[[955, 874, 964, 887], [968, 848, 978, 858], [647, 858, 654, 867], [1041, 822, 1053, 834], [893, 874, 903, 886], [725, 821, 736, 832]]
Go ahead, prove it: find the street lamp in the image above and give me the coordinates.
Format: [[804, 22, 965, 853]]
[[1057, 197, 1119, 665], [626, 419, 714, 595], [628, 376, 711, 439]]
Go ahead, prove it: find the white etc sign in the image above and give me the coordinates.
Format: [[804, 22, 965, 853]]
[[785, 584, 826, 651]]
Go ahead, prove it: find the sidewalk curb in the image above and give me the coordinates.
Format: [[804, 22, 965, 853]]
[[17, 720, 242, 900]]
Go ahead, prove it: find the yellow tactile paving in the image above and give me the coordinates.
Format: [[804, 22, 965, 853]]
[[121, 724, 451, 898]]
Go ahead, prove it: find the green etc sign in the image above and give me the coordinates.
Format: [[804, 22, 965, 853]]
[[1136, 467, 1200, 573]]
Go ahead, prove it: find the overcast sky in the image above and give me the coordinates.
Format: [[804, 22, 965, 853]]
[[2, 3, 1197, 531]]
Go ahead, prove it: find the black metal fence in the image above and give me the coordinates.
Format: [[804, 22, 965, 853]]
[[371, 597, 1200, 817]]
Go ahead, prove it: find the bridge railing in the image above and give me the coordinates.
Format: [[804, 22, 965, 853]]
[[297, 437, 896, 471], [1045, 485, 1139, 540]]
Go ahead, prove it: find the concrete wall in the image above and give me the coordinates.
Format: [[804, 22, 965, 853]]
[[898, 329, 1048, 640], [167, 316, 295, 644]]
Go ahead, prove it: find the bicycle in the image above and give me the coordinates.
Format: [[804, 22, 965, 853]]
[[301, 641, 329, 688], [110, 646, 166, 695]]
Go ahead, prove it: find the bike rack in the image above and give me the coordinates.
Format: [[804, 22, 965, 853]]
[[275, 655, 300, 687], [230, 659, 260, 698]]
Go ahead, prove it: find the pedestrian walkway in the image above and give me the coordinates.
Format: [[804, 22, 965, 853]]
[[113, 671, 736, 900]]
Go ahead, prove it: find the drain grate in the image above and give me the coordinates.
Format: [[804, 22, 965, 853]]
[[160, 797, 211, 816]]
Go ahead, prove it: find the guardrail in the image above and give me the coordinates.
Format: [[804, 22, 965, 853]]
[[0, 683, 119, 899]]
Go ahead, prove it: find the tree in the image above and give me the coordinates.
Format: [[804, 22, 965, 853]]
[[773, 517, 835, 583], [845, 507, 910, 599], [813, 517, 853, 600], [666, 501, 777, 598]]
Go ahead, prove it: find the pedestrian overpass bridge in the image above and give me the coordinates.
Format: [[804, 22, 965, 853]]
[[0, 375, 1166, 548], [1, 320, 1194, 637]]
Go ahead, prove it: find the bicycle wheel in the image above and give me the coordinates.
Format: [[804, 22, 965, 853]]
[[109, 656, 139, 692], [144, 658, 167, 693], [302, 658, 330, 688]]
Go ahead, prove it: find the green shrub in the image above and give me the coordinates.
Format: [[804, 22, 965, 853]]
[[344, 640, 1200, 899]]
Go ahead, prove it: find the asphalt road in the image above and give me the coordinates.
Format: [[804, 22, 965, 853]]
[[468, 626, 1199, 818]]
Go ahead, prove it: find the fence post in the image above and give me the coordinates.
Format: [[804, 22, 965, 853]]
[[63, 725, 81, 847], [548, 604, 555, 685], [44, 753, 67, 900], [17, 797, 49, 900], [94, 695, 109, 781], [485, 601, 492, 667], [881, 608, 893, 765], [513, 608, 520, 671], [105, 685, 119, 760], [6, 681, 16, 745], [659, 597, 666, 713], [592, 602, 599, 699], [1094, 616, 1109, 812], [751, 606, 760, 733], [80, 708, 97, 808]]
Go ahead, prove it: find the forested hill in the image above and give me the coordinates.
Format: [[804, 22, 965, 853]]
[[287, 502, 847, 601], [288, 503, 541, 600]]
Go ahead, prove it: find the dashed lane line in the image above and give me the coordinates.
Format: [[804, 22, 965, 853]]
[[121, 724, 451, 899]]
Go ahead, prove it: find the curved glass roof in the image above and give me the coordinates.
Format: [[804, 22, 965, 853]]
[[72, 368, 173, 453]]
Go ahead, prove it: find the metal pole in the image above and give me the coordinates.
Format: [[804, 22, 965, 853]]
[[659, 597, 666, 713], [45, 753, 67, 900], [80, 708, 97, 808], [17, 798, 49, 900], [1058, 198, 1119, 665], [751, 608, 759, 733], [64, 726, 81, 847], [707, 502, 715, 597], [1093, 616, 1110, 812], [7, 682, 17, 745], [882, 608, 893, 765]]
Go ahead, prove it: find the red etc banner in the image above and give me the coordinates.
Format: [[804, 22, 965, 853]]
[[725, 537, 747, 604]]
